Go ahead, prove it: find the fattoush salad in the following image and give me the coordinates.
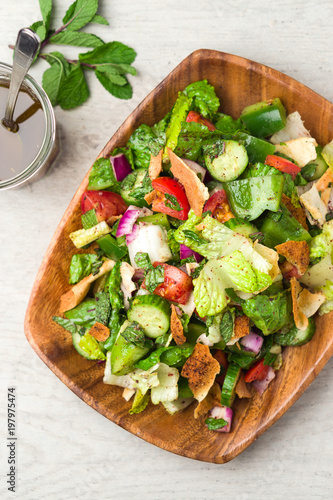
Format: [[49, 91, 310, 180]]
[[53, 80, 333, 432]]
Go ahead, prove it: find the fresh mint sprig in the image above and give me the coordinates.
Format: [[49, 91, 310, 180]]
[[11, 0, 137, 109]]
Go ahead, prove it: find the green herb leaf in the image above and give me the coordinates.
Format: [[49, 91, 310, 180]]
[[145, 265, 165, 293], [69, 253, 99, 284], [79, 40, 136, 65], [90, 14, 109, 25], [57, 63, 89, 109], [39, 0, 53, 31], [220, 308, 235, 343], [49, 31, 104, 48], [88, 157, 120, 191], [95, 66, 128, 85], [52, 316, 78, 334], [134, 252, 153, 270], [95, 291, 111, 326], [225, 288, 245, 304], [121, 321, 153, 349], [30, 21, 47, 42], [42, 51, 71, 106], [205, 417, 228, 431], [95, 70, 132, 99], [183, 230, 207, 245], [63, 0, 98, 31], [165, 193, 181, 211]]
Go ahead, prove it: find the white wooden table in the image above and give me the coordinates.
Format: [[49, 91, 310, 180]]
[[1, 1, 333, 498]]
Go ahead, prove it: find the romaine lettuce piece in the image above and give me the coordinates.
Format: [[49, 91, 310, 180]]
[[164, 93, 193, 159], [151, 363, 179, 405], [310, 220, 333, 261], [301, 254, 333, 289], [193, 259, 231, 317], [70, 221, 111, 248], [220, 250, 272, 293], [184, 80, 220, 118], [128, 124, 166, 169], [322, 139, 333, 169], [318, 280, 333, 315]]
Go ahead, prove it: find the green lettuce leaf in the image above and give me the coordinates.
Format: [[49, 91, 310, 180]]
[[193, 259, 230, 317], [220, 250, 272, 293], [150, 363, 179, 405], [88, 157, 120, 191], [241, 291, 292, 335], [318, 280, 333, 315], [69, 254, 99, 284], [310, 220, 333, 261], [184, 80, 220, 118], [128, 124, 165, 169], [164, 92, 193, 158]]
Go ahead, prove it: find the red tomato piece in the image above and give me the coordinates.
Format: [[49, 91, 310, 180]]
[[186, 111, 216, 131], [143, 262, 193, 305], [213, 350, 229, 386], [280, 261, 302, 280], [244, 359, 270, 383], [265, 155, 301, 180], [81, 190, 128, 222], [203, 189, 234, 223], [151, 177, 190, 220]]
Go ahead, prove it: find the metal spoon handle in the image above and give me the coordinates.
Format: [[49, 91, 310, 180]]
[[4, 28, 40, 126]]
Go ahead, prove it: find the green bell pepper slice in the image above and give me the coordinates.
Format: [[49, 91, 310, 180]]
[[223, 175, 284, 221], [261, 204, 312, 248], [240, 97, 287, 138], [235, 131, 276, 163]]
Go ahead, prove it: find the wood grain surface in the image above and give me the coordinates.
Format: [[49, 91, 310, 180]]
[[24, 49, 333, 464]]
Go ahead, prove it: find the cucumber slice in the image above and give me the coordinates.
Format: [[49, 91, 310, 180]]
[[71, 332, 106, 360], [274, 317, 316, 347], [221, 363, 242, 407], [111, 333, 150, 375], [128, 294, 170, 338], [224, 217, 257, 238], [302, 147, 328, 181], [204, 140, 248, 182]]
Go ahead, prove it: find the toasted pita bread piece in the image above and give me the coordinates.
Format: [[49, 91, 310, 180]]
[[59, 260, 115, 313], [168, 149, 209, 216], [281, 194, 308, 230], [275, 240, 310, 276], [274, 137, 317, 167], [194, 382, 221, 419], [235, 372, 252, 399], [297, 288, 325, 318], [290, 278, 308, 331], [320, 187, 331, 207], [181, 343, 220, 402], [144, 190, 157, 205], [227, 314, 250, 345], [106, 214, 122, 227], [148, 149, 163, 180], [315, 168, 333, 193], [89, 322, 110, 342], [170, 304, 186, 345]]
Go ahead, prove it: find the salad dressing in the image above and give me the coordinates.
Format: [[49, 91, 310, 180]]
[[0, 81, 45, 181]]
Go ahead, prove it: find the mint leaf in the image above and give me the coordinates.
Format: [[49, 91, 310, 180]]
[[63, 0, 98, 31], [95, 70, 132, 99], [205, 417, 227, 431], [50, 31, 104, 48], [145, 266, 165, 293], [30, 21, 47, 42], [39, 0, 52, 31], [164, 193, 181, 211], [42, 52, 70, 105], [79, 41, 136, 65], [57, 64, 89, 109], [95, 66, 127, 86], [90, 14, 109, 25]]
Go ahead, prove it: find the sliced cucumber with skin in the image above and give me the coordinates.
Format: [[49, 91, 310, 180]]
[[204, 140, 248, 182], [111, 333, 150, 375], [302, 147, 328, 181], [221, 363, 242, 407], [274, 317, 316, 347], [128, 294, 171, 338], [224, 217, 257, 238], [72, 332, 105, 360]]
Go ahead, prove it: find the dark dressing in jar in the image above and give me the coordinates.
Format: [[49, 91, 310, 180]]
[[0, 81, 45, 181]]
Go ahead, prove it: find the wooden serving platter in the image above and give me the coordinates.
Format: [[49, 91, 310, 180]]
[[25, 49, 333, 463]]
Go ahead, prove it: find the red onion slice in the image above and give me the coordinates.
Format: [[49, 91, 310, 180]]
[[252, 367, 276, 395], [180, 244, 203, 262], [207, 405, 233, 433], [116, 207, 142, 237], [240, 332, 263, 355], [110, 153, 132, 182], [125, 224, 139, 245], [182, 159, 207, 182]]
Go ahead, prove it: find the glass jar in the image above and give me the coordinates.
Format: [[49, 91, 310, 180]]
[[0, 62, 58, 191]]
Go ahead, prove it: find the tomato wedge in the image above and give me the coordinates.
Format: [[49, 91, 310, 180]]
[[186, 110, 216, 131], [143, 262, 193, 305], [203, 189, 234, 223], [81, 190, 127, 222], [265, 154, 301, 180], [151, 177, 190, 220], [244, 358, 269, 383]]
